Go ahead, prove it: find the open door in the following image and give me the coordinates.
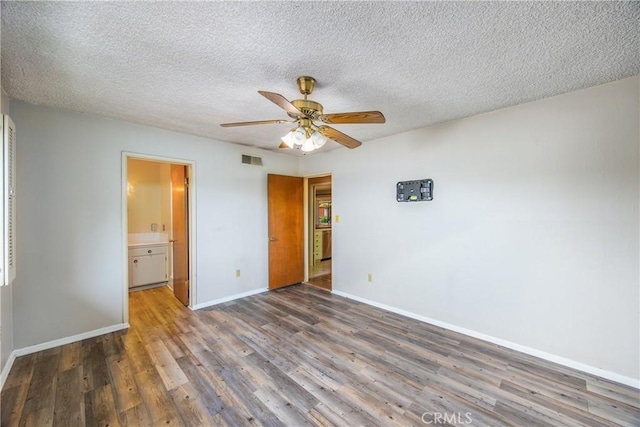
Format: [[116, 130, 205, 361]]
[[268, 174, 304, 290], [171, 164, 189, 305]]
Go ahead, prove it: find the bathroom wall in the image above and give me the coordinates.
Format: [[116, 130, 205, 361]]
[[127, 159, 171, 234]]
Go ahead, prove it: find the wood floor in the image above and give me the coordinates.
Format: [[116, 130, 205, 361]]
[[309, 260, 331, 278], [308, 260, 332, 291], [2, 285, 639, 426], [307, 274, 332, 291]]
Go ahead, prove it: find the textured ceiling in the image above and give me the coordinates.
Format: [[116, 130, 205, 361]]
[[1, 2, 639, 155]]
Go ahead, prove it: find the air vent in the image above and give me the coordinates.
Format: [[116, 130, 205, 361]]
[[241, 154, 263, 166]]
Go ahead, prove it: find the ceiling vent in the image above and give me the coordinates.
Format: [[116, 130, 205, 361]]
[[241, 154, 263, 166]]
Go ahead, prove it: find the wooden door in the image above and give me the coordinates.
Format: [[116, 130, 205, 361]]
[[171, 164, 189, 305], [268, 174, 304, 290]]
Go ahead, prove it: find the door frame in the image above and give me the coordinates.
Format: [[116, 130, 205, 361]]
[[121, 152, 197, 323], [303, 172, 332, 283]]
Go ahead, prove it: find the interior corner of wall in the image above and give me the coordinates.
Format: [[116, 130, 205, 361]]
[[0, 87, 9, 115], [297, 155, 306, 176]]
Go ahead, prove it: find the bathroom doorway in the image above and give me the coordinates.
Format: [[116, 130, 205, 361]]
[[307, 175, 332, 290], [122, 153, 196, 322]]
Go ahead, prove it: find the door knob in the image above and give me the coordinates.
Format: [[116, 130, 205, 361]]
[[269, 237, 276, 241]]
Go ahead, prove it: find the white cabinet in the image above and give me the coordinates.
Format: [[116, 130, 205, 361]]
[[129, 244, 168, 288]]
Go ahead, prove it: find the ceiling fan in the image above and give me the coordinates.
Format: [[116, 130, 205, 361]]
[[220, 76, 385, 152]]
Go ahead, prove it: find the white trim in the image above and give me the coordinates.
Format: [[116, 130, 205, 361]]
[[191, 288, 267, 310], [1, 323, 129, 391], [332, 290, 640, 389], [121, 154, 129, 322], [303, 177, 309, 282], [0, 350, 17, 391], [14, 323, 130, 357], [122, 152, 198, 322], [303, 172, 333, 285]]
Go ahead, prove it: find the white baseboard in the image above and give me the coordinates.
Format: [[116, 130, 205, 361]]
[[191, 288, 267, 310], [0, 350, 17, 391], [1, 323, 129, 392], [14, 323, 130, 358], [332, 290, 640, 390]]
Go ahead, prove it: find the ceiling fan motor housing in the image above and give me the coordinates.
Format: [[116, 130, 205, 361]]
[[289, 99, 323, 119]]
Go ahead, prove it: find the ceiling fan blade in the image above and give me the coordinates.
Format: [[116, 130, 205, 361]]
[[317, 125, 362, 149], [320, 111, 386, 124], [220, 119, 289, 127], [258, 91, 304, 117]]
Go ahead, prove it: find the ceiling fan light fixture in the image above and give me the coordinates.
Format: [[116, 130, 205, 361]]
[[281, 131, 295, 148], [220, 76, 383, 151], [311, 131, 328, 149], [293, 126, 307, 146], [300, 138, 315, 152]]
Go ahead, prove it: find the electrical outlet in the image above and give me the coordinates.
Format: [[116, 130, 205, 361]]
[[368, 273, 373, 282], [235, 269, 241, 277]]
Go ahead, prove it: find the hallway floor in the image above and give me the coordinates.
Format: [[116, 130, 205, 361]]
[[308, 259, 331, 290]]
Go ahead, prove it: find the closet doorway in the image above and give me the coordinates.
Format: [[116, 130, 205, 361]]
[[307, 175, 332, 290]]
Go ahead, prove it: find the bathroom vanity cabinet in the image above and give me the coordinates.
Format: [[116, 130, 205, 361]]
[[129, 243, 168, 288]]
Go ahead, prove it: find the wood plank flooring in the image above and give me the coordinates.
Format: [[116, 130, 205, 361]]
[[307, 274, 332, 291], [2, 284, 639, 426], [308, 260, 332, 291]]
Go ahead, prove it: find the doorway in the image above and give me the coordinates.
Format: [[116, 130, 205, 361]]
[[122, 153, 196, 323], [307, 175, 332, 291]]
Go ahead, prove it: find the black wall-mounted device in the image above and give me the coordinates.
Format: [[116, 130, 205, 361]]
[[397, 179, 433, 202]]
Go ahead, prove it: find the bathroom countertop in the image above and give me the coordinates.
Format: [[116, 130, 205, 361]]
[[128, 232, 169, 248], [128, 241, 168, 248]]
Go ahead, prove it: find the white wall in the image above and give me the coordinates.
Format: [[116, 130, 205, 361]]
[[11, 101, 298, 348], [300, 76, 640, 381]]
